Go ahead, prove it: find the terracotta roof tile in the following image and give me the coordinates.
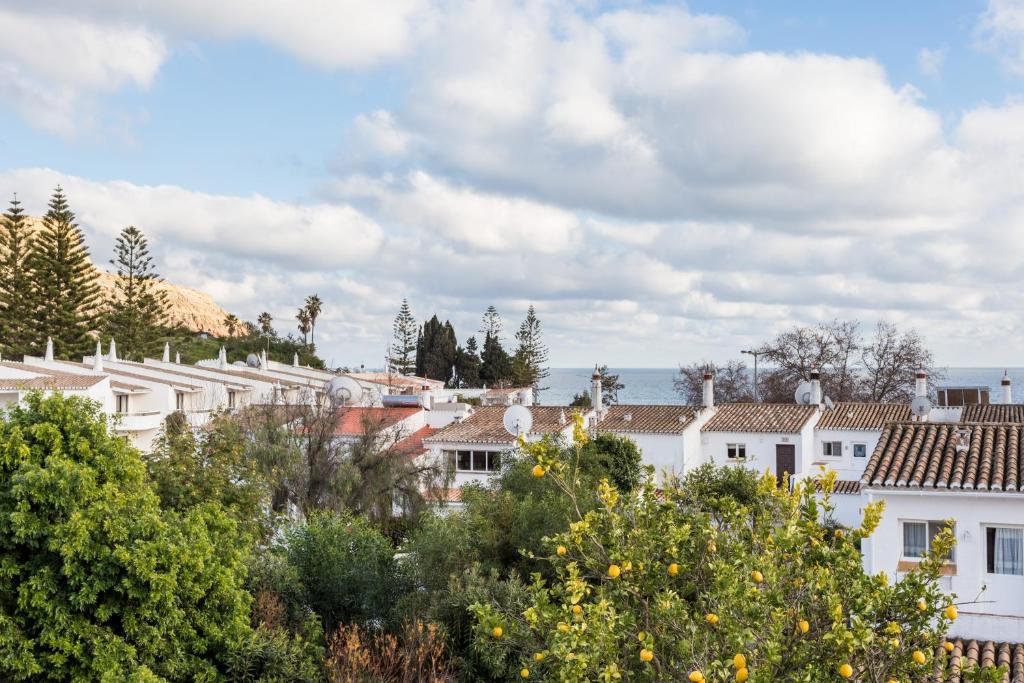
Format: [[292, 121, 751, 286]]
[[962, 404, 1024, 423], [0, 362, 106, 390], [58, 361, 202, 391], [862, 422, 1024, 492], [424, 406, 580, 445], [702, 403, 818, 434], [334, 407, 421, 436], [816, 402, 912, 430], [393, 426, 439, 457], [120, 361, 252, 390], [597, 404, 700, 433], [937, 639, 1024, 681], [348, 373, 444, 392], [832, 480, 862, 495]]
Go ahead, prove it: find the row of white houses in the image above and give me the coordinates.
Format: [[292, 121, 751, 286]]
[[416, 368, 1024, 644]]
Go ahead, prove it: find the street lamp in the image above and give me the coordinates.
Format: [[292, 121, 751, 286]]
[[740, 349, 767, 403]]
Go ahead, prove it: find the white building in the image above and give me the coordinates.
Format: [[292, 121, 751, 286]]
[[860, 421, 1024, 643], [595, 404, 708, 483]]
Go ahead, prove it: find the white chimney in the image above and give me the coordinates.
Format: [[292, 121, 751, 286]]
[[420, 383, 433, 410], [702, 371, 714, 409], [1002, 372, 1013, 404], [44, 337, 53, 362], [915, 370, 928, 399], [93, 340, 103, 371], [108, 339, 118, 362], [260, 349, 268, 368], [810, 368, 822, 406], [218, 346, 227, 370], [293, 352, 299, 367], [162, 342, 169, 363], [591, 366, 603, 416], [174, 351, 181, 364], [519, 388, 533, 405]]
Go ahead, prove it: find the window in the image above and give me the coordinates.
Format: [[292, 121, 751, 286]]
[[986, 527, 1024, 575], [727, 444, 746, 460], [822, 441, 842, 457], [902, 520, 954, 561], [116, 394, 129, 414], [853, 443, 867, 458], [227, 391, 236, 409], [445, 449, 502, 472], [175, 392, 185, 411]]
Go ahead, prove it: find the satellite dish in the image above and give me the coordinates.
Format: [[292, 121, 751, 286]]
[[326, 376, 364, 405], [503, 405, 533, 437], [232, 360, 246, 367], [911, 395, 931, 418], [246, 353, 260, 368], [823, 396, 835, 411], [794, 381, 813, 405]]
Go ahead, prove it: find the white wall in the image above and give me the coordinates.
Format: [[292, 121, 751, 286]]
[[812, 428, 883, 481], [864, 489, 1024, 642], [701, 429, 808, 480]]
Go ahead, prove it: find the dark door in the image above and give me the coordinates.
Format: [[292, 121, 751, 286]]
[[775, 444, 796, 487]]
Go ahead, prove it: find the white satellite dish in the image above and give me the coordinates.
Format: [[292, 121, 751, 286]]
[[823, 395, 835, 411], [794, 381, 813, 405], [326, 376, 364, 405], [911, 395, 931, 418], [245, 353, 260, 368], [503, 404, 533, 437]]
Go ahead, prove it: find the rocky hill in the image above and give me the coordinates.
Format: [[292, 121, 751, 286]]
[[22, 217, 233, 337]]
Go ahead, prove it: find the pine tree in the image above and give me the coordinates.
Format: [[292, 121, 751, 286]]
[[455, 336, 482, 388], [390, 298, 417, 375], [105, 226, 170, 361], [305, 294, 323, 348], [512, 304, 549, 398], [28, 186, 101, 359], [0, 195, 37, 358], [479, 306, 512, 386]]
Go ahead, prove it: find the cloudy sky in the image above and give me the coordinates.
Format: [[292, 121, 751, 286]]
[[4, 1, 1024, 368]]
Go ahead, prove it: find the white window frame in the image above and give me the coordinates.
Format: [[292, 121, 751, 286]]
[[822, 441, 842, 457], [175, 392, 185, 411], [726, 443, 747, 461], [852, 443, 867, 458], [901, 519, 955, 562], [116, 394, 129, 414], [985, 524, 1024, 577], [446, 449, 503, 473]]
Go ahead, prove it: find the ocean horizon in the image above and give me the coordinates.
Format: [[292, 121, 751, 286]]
[[537, 367, 1024, 406]]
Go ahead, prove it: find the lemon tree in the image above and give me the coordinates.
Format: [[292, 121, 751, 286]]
[[470, 425, 1004, 682]]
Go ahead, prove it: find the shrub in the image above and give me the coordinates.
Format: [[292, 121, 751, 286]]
[[324, 620, 455, 682]]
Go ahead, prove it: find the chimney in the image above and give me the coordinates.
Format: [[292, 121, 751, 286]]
[[93, 340, 103, 372], [809, 368, 822, 406], [915, 370, 928, 399], [162, 342, 170, 363], [218, 346, 227, 370], [1002, 371, 1013, 404], [420, 383, 433, 410], [44, 337, 53, 362], [108, 339, 118, 362], [260, 349, 268, 368], [591, 365, 603, 416], [293, 352, 299, 367], [174, 351, 181, 364], [702, 371, 714, 409]]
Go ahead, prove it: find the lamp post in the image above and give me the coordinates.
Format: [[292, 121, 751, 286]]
[[740, 349, 766, 402]]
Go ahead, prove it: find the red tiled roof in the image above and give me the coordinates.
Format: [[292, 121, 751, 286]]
[[424, 487, 463, 503], [393, 426, 439, 457], [816, 402, 912, 430], [58, 361, 202, 391], [862, 422, 1024, 492], [0, 362, 107, 390], [349, 373, 444, 391], [423, 406, 580, 445], [961, 404, 1024, 423], [937, 638, 1024, 681], [702, 403, 818, 434], [334, 407, 421, 436], [597, 404, 700, 434], [832, 480, 862, 495]]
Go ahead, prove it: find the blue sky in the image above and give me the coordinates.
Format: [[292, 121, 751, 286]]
[[4, 1, 1024, 369]]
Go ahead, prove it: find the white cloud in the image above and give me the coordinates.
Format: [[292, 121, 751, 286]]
[[976, 0, 1024, 73], [917, 47, 945, 77]]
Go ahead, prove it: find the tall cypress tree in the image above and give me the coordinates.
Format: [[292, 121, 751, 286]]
[[29, 187, 101, 359], [513, 304, 549, 398], [0, 195, 37, 358], [390, 298, 417, 375], [105, 226, 169, 361], [455, 336, 482, 388], [417, 315, 458, 382]]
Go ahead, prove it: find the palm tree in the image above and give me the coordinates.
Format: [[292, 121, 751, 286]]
[[257, 311, 274, 336], [223, 313, 240, 338], [296, 308, 311, 346], [305, 294, 323, 348]]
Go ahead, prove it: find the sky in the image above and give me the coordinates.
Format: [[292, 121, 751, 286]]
[[5, 1, 1024, 368]]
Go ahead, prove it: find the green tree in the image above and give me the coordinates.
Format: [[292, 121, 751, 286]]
[[304, 294, 323, 349], [390, 298, 417, 375], [28, 186, 101, 359], [479, 306, 512, 386], [580, 432, 642, 493], [0, 392, 255, 680], [224, 313, 242, 337], [105, 225, 170, 361], [416, 314, 458, 382], [0, 194, 37, 358], [512, 304, 549, 398], [257, 311, 275, 336], [295, 308, 311, 346], [470, 459, 999, 682], [455, 336, 482, 388]]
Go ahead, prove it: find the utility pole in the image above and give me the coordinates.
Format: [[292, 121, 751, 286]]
[[740, 349, 767, 402]]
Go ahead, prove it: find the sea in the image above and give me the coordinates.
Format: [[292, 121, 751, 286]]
[[538, 367, 1024, 406]]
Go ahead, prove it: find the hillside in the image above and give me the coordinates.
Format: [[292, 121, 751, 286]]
[[21, 216, 233, 336]]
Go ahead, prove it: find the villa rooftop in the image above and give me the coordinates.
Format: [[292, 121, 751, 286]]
[[597, 404, 700, 434], [702, 403, 818, 434]]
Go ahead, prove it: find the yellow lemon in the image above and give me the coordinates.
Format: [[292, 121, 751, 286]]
[[733, 653, 746, 669], [668, 562, 680, 577], [917, 598, 927, 611], [607, 564, 621, 579], [798, 619, 809, 634], [839, 663, 853, 678], [556, 545, 567, 556], [944, 641, 955, 653], [520, 669, 530, 679], [889, 638, 900, 648], [623, 560, 633, 571], [640, 648, 654, 663], [689, 671, 705, 683], [945, 604, 958, 620], [571, 604, 582, 615], [835, 529, 845, 538], [637, 631, 646, 642], [534, 652, 546, 662], [913, 650, 926, 665], [491, 626, 503, 638], [708, 540, 717, 553], [735, 667, 749, 683], [531, 464, 545, 478], [705, 613, 719, 625], [751, 570, 764, 583], [557, 622, 569, 633]]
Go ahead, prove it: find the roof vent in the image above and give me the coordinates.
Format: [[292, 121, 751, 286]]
[[623, 413, 632, 422], [678, 414, 687, 423]]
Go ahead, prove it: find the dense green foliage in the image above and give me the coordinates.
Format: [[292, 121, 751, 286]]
[[105, 225, 170, 361], [416, 314, 458, 382], [390, 298, 418, 375], [0, 195, 36, 357]]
